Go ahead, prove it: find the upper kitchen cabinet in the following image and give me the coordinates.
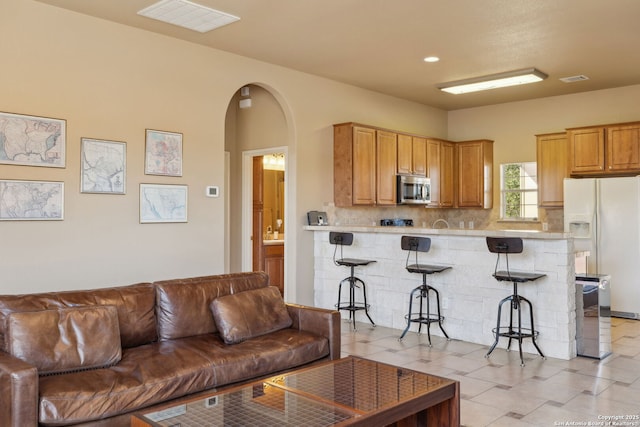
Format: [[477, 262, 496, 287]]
[[333, 123, 397, 206], [426, 138, 454, 208], [376, 130, 398, 205], [397, 134, 427, 176], [456, 140, 493, 209], [536, 132, 568, 208], [568, 121, 640, 176], [608, 123, 640, 173], [567, 126, 605, 174], [334, 123, 376, 206], [334, 122, 492, 209]]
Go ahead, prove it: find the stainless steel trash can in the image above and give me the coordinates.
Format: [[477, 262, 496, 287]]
[[575, 274, 612, 359]]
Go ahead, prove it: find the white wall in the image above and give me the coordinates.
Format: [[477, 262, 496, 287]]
[[448, 85, 640, 210], [0, 0, 446, 297]]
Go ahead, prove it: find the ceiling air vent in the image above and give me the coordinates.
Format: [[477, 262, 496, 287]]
[[559, 75, 589, 83], [137, 0, 240, 33]]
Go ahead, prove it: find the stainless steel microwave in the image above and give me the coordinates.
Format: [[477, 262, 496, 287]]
[[397, 175, 431, 204]]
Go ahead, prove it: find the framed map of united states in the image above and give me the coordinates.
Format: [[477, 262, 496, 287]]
[[0, 112, 66, 168]]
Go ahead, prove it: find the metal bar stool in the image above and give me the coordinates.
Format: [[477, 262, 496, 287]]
[[330, 232, 376, 331], [398, 236, 451, 345], [485, 237, 546, 366]]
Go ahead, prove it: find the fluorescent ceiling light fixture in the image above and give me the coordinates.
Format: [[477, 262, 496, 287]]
[[423, 56, 440, 63], [138, 0, 240, 33], [438, 68, 547, 94]]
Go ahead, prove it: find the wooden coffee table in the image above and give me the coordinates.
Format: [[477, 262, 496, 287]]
[[131, 356, 459, 426]]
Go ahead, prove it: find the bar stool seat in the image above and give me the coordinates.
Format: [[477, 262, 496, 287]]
[[485, 237, 546, 366], [398, 236, 451, 345], [494, 271, 546, 282], [330, 232, 376, 331], [406, 264, 451, 275], [336, 258, 375, 268]]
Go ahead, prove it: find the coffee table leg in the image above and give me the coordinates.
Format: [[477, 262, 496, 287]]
[[394, 381, 460, 427]]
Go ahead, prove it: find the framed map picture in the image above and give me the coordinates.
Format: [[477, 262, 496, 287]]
[[81, 138, 126, 194], [0, 111, 66, 167], [0, 180, 64, 220], [140, 184, 188, 223], [144, 129, 182, 176]]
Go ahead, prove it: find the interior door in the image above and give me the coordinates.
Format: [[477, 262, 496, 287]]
[[252, 156, 264, 272]]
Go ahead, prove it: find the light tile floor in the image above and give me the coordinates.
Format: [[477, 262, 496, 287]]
[[341, 317, 640, 426]]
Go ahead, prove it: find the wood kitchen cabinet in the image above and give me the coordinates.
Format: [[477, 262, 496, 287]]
[[397, 134, 427, 176], [568, 121, 640, 176], [333, 123, 396, 206], [376, 130, 398, 205], [607, 122, 640, 172], [536, 132, 568, 208], [456, 139, 493, 208], [567, 126, 605, 174], [264, 244, 284, 296], [426, 138, 454, 207], [334, 123, 376, 206], [334, 122, 492, 209]]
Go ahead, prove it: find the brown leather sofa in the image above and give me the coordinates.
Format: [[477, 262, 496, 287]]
[[0, 272, 340, 426]]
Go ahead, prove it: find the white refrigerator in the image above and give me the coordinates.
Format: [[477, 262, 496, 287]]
[[564, 177, 640, 319]]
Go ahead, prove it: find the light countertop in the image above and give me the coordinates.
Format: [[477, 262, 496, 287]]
[[303, 225, 569, 240]]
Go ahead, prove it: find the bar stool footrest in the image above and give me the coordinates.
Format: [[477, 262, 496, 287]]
[[491, 326, 539, 340], [336, 302, 370, 312], [405, 313, 444, 324]]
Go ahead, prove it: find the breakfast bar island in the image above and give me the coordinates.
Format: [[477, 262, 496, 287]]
[[307, 226, 577, 360]]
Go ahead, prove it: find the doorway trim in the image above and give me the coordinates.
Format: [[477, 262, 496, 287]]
[[242, 146, 289, 297]]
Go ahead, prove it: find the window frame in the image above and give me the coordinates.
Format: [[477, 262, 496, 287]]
[[500, 162, 539, 221]]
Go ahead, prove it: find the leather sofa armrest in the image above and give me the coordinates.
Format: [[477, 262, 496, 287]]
[[286, 304, 341, 360], [0, 351, 39, 427]]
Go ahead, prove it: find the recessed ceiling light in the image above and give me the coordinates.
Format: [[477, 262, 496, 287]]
[[423, 56, 440, 63], [138, 0, 240, 33], [438, 68, 547, 94]]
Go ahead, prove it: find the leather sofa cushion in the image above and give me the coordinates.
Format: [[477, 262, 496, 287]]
[[0, 282, 156, 350], [7, 306, 121, 375], [210, 286, 292, 344], [37, 331, 329, 426], [209, 328, 330, 385], [155, 272, 269, 341], [38, 336, 217, 426]]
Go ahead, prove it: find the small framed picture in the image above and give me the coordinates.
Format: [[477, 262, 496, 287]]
[[144, 129, 182, 176], [140, 183, 188, 223], [0, 180, 64, 220], [0, 111, 66, 168], [80, 138, 126, 194]]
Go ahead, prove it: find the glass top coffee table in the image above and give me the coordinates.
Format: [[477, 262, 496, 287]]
[[131, 356, 459, 427]]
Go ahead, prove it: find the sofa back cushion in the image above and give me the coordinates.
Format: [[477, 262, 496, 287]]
[[155, 272, 270, 340], [210, 286, 292, 344], [6, 305, 121, 375], [0, 282, 156, 350]]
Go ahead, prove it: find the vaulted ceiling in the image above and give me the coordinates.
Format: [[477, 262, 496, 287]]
[[35, 0, 640, 110]]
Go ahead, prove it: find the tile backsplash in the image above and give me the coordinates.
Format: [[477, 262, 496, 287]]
[[323, 203, 564, 232]]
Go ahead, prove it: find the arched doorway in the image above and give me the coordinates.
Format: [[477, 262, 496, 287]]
[[245, 149, 287, 295], [224, 84, 294, 300]]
